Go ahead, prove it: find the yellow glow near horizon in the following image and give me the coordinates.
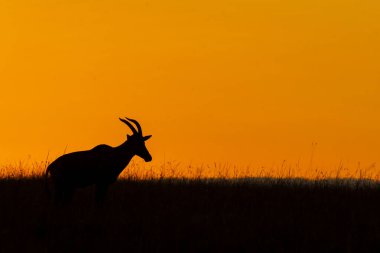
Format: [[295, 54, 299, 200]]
[[1, 0, 380, 175]]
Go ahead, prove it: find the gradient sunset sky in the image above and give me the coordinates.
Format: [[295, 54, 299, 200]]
[[1, 0, 379, 172]]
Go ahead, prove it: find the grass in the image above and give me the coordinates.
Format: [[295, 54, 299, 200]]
[[1, 163, 380, 252], [1, 159, 379, 180]]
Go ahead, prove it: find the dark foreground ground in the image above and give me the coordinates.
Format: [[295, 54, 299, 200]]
[[1, 177, 380, 253]]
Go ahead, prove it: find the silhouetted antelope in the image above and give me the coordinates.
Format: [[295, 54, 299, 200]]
[[45, 117, 152, 205]]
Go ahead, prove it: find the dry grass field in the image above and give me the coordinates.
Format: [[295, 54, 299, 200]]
[[1, 162, 380, 253]]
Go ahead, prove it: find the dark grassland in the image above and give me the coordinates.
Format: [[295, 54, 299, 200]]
[[1, 177, 380, 253]]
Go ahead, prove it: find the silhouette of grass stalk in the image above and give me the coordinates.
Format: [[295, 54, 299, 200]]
[[0, 160, 379, 180]]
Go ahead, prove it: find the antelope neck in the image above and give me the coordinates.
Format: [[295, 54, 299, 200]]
[[113, 140, 135, 167]]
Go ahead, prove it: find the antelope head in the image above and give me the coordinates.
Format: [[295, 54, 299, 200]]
[[119, 117, 152, 162]]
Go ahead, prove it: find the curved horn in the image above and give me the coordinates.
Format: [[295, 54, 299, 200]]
[[125, 117, 142, 135], [119, 118, 138, 134]]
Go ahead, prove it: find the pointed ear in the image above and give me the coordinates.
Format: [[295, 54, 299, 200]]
[[143, 135, 152, 141]]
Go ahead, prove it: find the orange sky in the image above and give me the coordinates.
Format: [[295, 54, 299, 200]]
[[1, 0, 379, 172]]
